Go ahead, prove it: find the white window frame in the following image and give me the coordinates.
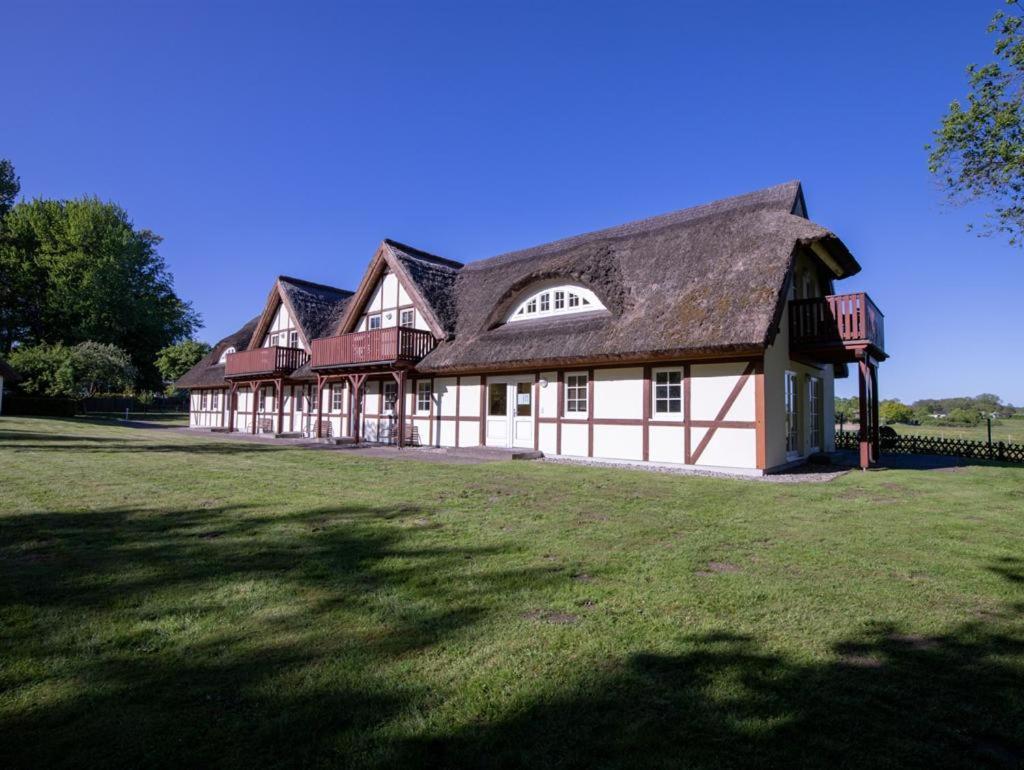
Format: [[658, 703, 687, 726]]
[[218, 346, 235, 364], [653, 369, 683, 416], [808, 375, 822, 454], [200, 391, 208, 410], [269, 333, 279, 347], [785, 371, 800, 460], [416, 380, 431, 413], [258, 388, 269, 413], [289, 330, 299, 348], [382, 381, 398, 414], [564, 373, 588, 416], [368, 314, 382, 330], [400, 309, 415, 328], [211, 391, 219, 411], [331, 383, 343, 412], [507, 283, 605, 323]]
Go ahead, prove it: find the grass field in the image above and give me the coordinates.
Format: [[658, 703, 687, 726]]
[[78, 411, 189, 425], [838, 419, 1024, 444], [2, 417, 1023, 769]]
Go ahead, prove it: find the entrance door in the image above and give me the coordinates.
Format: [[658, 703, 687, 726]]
[[485, 378, 534, 448]]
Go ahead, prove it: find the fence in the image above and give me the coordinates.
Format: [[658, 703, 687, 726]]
[[835, 430, 1024, 463], [3, 396, 79, 417], [81, 395, 187, 413]]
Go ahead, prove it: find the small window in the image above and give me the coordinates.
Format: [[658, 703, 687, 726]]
[[417, 381, 431, 412], [516, 382, 532, 417], [218, 346, 235, 364], [400, 309, 415, 327], [568, 293, 580, 308], [382, 381, 398, 413], [310, 387, 318, 412], [289, 330, 298, 348], [258, 388, 268, 412], [565, 374, 588, 414], [554, 291, 565, 310], [200, 391, 208, 410], [211, 391, 219, 410], [368, 314, 382, 330], [507, 284, 604, 322], [269, 334, 279, 347], [331, 383, 343, 412], [526, 298, 537, 314], [654, 371, 682, 414], [539, 293, 550, 312], [488, 383, 507, 416]]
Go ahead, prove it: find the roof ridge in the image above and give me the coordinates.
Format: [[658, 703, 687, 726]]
[[384, 239, 465, 270], [462, 181, 803, 271], [278, 275, 354, 295]]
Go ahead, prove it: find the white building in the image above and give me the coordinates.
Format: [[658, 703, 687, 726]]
[[178, 182, 887, 472]]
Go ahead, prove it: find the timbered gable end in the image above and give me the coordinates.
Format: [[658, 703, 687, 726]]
[[246, 280, 308, 352]]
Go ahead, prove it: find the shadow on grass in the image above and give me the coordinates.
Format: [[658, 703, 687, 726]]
[[0, 426, 283, 454], [2, 503, 1023, 768]]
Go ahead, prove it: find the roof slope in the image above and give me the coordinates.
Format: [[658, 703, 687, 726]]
[[384, 240, 462, 335], [0, 358, 19, 383], [277, 277, 353, 343], [175, 317, 259, 389], [417, 181, 858, 372]]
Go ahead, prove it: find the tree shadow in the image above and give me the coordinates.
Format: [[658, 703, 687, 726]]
[[388, 565, 1024, 769], [0, 501, 562, 768]]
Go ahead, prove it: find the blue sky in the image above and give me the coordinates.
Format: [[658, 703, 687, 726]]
[[3, 1, 1020, 403]]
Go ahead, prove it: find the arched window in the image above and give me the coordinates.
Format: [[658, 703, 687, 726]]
[[507, 284, 605, 323], [218, 346, 236, 364]]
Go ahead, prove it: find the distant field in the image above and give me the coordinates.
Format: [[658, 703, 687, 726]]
[[836, 419, 1024, 444], [78, 412, 188, 425]]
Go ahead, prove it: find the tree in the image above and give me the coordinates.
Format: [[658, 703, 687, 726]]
[[879, 399, 914, 425], [0, 193, 199, 386], [155, 340, 211, 387], [9, 341, 136, 398], [929, 1, 1024, 244], [0, 159, 19, 217], [947, 407, 983, 426], [834, 396, 860, 422]]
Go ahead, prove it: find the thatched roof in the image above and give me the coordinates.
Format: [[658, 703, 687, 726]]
[[177, 181, 863, 388], [175, 317, 259, 389], [415, 181, 860, 372], [278, 277, 353, 343], [0, 358, 19, 383]]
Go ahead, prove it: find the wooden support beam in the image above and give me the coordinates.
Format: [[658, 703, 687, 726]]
[[858, 359, 870, 470], [391, 370, 407, 448], [870, 362, 880, 463], [276, 378, 284, 435], [315, 376, 325, 438], [228, 382, 237, 433]]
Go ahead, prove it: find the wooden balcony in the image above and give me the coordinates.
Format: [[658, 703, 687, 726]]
[[311, 327, 436, 370], [224, 346, 308, 378], [789, 292, 886, 362]]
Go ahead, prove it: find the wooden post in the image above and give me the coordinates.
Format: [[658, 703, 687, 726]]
[[392, 370, 407, 448], [228, 382, 237, 432], [276, 378, 284, 435], [251, 381, 259, 434], [348, 374, 366, 444], [858, 359, 870, 470], [870, 362, 880, 463], [315, 375, 324, 438]]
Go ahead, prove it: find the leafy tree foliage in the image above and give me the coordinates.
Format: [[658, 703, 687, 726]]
[[0, 163, 199, 387], [9, 341, 136, 398], [0, 159, 19, 217], [929, 1, 1024, 244], [155, 340, 211, 386], [833, 397, 860, 421], [879, 399, 915, 425]]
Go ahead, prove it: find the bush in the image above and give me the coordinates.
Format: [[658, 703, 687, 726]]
[[8, 342, 136, 399]]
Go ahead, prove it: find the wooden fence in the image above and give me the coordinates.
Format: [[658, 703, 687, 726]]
[[835, 430, 1024, 463]]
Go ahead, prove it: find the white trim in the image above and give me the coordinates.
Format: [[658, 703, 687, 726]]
[[506, 282, 605, 323]]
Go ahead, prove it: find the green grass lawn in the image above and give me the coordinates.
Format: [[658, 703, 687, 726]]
[[78, 411, 189, 425], [1, 417, 1023, 769]]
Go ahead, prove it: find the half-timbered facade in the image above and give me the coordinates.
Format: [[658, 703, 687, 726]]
[[178, 182, 887, 472]]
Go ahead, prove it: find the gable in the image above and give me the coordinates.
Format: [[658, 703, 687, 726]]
[[352, 269, 432, 333]]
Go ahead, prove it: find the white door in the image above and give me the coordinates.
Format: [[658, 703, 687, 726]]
[[485, 378, 534, 448]]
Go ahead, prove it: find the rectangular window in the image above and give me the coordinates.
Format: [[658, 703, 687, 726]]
[[785, 371, 799, 456], [554, 290, 564, 309], [211, 391, 219, 411], [382, 381, 398, 413], [258, 388, 268, 412], [289, 330, 298, 348], [417, 380, 431, 412], [400, 309, 415, 327], [539, 293, 550, 312], [568, 293, 580, 308], [331, 383, 343, 412], [368, 314, 382, 330], [488, 382, 507, 416], [516, 382, 532, 417], [309, 387, 318, 412], [654, 371, 682, 414], [565, 374, 588, 414], [808, 376, 821, 451], [526, 298, 537, 314], [200, 391, 208, 410], [269, 333, 279, 347]]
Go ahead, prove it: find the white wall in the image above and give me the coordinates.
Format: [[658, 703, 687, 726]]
[[355, 271, 430, 332]]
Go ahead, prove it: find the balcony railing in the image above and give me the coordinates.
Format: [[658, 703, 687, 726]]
[[311, 327, 436, 369], [224, 346, 308, 378], [790, 292, 885, 357]]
